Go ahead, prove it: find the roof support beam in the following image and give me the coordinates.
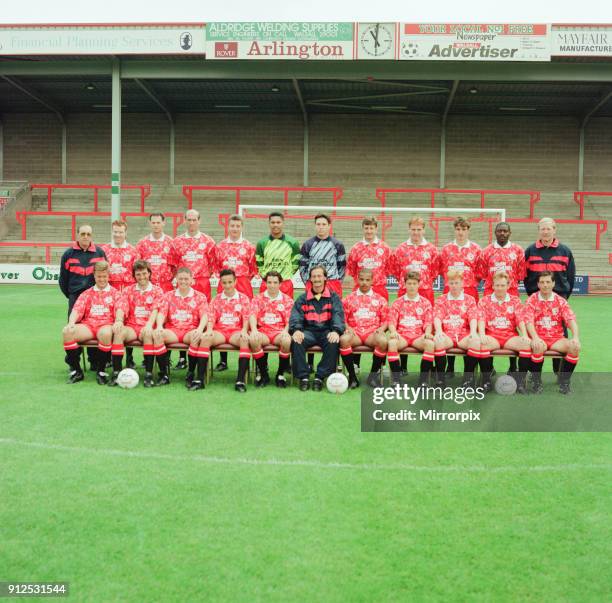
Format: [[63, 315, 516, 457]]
[[440, 80, 460, 188], [292, 78, 309, 187], [1, 75, 67, 183], [134, 78, 175, 185], [578, 89, 612, 190]]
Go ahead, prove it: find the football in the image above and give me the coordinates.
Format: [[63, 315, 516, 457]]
[[494, 374, 518, 396], [116, 368, 140, 389], [326, 372, 349, 394]]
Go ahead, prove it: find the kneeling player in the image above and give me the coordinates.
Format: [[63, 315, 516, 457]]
[[62, 261, 124, 384], [387, 271, 435, 386], [524, 271, 581, 394], [155, 267, 210, 389], [339, 269, 388, 389], [433, 270, 480, 387], [202, 269, 252, 392], [477, 271, 532, 393], [248, 271, 293, 388], [110, 260, 164, 387]]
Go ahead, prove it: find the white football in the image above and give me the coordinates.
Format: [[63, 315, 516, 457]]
[[116, 368, 140, 389], [494, 374, 517, 396], [327, 372, 349, 394]]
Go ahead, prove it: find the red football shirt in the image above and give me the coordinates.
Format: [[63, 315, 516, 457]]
[[209, 291, 252, 331], [342, 289, 389, 333], [172, 231, 216, 279], [100, 242, 136, 287], [251, 290, 293, 330], [479, 241, 526, 293], [477, 293, 526, 342], [439, 240, 482, 289], [391, 240, 440, 291], [524, 292, 576, 341], [215, 237, 257, 278], [160, 288, 209, 330], [121, 282, 165, 329], [389, 294, 433, 340], [72, 284, 125, 328], [347, 238, 392, 288], [434, 292, 478, 339], [136, 234, 175, 285]]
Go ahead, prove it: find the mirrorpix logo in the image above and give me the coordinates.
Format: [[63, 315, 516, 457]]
[[215, 42, 238, 58], [180, 32, 193, 51]]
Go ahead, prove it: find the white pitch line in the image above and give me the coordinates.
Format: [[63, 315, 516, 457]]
[[1, 438, 610, 474]]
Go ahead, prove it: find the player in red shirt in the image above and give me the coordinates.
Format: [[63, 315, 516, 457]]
[[202, 269, 252, 393], [248, 271, 293, 388], [387, 271, 435, 387], [214, 213, 257, 372], [439, 216, 482, 377], [347, 216, 392, 300], [101, 219, 137, 369], [524, 271, 581, 394], [391, 216, 439, 305], [109, 260, 164, 388], [477, 271, 532, 394], [155, 267, 210, 389], [339, 269, 389, 389], [135, 213, 176, 292], [433, 270, 481, 387], [478, 222, 526, 376], [62, 261, 125, 385]]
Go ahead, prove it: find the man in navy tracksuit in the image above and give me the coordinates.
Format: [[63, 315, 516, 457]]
[[59, 224, 107, 368], [289, 265, 345, 391]]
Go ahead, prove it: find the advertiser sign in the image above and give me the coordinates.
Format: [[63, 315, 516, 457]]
[[552, 26, 612, 57], [356, 23, 398, 59], [206, 22, 354, 60], [0, 25, 206, 55], [399, 23, 550, 61], [0, 264, 59, 284]]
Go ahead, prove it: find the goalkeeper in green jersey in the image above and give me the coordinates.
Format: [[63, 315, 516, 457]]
[[256, 212, 301, 297]]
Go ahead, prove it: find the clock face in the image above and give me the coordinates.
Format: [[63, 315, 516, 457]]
[[360, 23, 394, 58]]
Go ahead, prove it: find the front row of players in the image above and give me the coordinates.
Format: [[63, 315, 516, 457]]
[[62, 261, 581, 394]]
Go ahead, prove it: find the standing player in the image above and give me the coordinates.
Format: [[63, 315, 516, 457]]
[[299, 213, 346, 296], [477, 271, 532, 393], [136, 213, 176, 293], [172, 209, 216, 371], [391, 216, 439, 374], [155, 267, 210, 389], [110, 260, 164, 388], [347, 216, 392, 300], [439, 217, 482, 377], [214, 213, 257, 372], [248, 271, 293, 388], [61, 261, 124, 385], [387, 271, 435, 387], [478, 221, 526, 375], [524, 271, 581, 394], [256, 212, 301, 298], [339, 269, 388, 389], [433, 270, 481, 387], [202, 269, 252, 393], [102, 220, 137, 368]]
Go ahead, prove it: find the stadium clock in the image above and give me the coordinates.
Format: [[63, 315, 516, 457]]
[[360, 23, 394, 58]]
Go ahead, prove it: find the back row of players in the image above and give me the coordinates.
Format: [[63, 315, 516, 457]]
[[60, 211, 580, 394]]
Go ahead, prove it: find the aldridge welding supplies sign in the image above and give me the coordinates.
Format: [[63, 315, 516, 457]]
[[206, 22, 354, 60], [399, 23, 550, 61]]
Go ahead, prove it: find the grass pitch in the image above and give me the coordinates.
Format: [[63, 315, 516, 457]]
[[1, 286, 611, 602]]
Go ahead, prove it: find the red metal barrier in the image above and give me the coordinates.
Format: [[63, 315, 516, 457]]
[[183, 185, 344, 214], [0, 241, 71, 264], [573, 191, 612, 220], [427, 216, 607, 250], [376, 188, 541, 219], [31, 184, 152, 212], [15, 211, 185, 239]]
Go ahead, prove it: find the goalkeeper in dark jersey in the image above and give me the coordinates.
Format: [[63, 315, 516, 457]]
[[299, 213, 346, 296], [256, 212, 301, 297]]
